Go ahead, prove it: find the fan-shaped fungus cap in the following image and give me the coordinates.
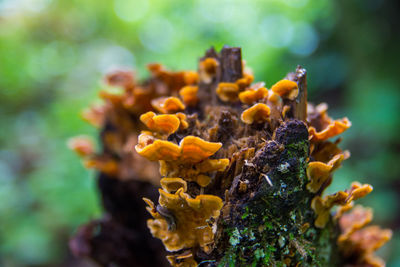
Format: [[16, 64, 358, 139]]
[[84, 155, 119, 176], [147, 62, 164, 74], [346, 182, 373, 202], [104, 69, 135, 90], [140, 111, 180, 135], [176, 113, 189, 130], [99, 87, 125, 104], [335, 201, 354, 220], [241, 103, 271, 124], [145, 187, 223, 252], [179, 136, 223, 163], [312, 183, 373, 228], [312, 141, 350, 163], [338, 205, 373, 243], [135, 132, 181, 161], [152, 97, 186, 114], [311, 191, 348, 228], [238, 87, 268, 105], [309, 117, 352, 142], [216, 82, 240, 102], [194, 175, 212, 187], [199, 57, 218, 84], [345, 225, 393, 255], [179, 86, 199, 106], [306, 154, 345, 193], [236, 73, 254, 90], [81, 104, 106, 128], [338, 223, 392, 267], [160, 178, 187, 193], [270, 79, 299, 100], [136, 134, 222, 164], [122, 86, 153, 113], [68, 136, 95, 157], [183, 71, 199, 85]]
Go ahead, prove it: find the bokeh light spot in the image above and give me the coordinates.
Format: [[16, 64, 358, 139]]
[[139, 16, 176, 53], [113, 0, 149, 23], [289, 22, 319, 56], [259, 15, 294, 48]]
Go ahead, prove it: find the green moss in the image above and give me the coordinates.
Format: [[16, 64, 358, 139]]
[[217, 137, 339, 266]]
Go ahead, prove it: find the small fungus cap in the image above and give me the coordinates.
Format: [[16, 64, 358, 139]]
[[160, 177, 187, 193], [238, 87, 268, 105], [135, 132, 181, 161], [183, 71, 199, 85], [179, 136, 223, 163], [309, 117, 352, 142], [175, 113, 189, 130], [84, 155, 119, 176], [201, 57, 218, 74], [236, 73, 254, 90], [241, 103, 271, 124], [140, 111, 180, 135], [68, 136, 95, 157], [270, 79, 299, 100], [199, 57, 219, 84], [179, 86, 199, 106], [216, 82, 240, 102], [306, 154, 345, 193], [152, 97, 186, 114], [346, 182, 373, 202], [81, 104, 106, 128], [104, 70, 135, 90]]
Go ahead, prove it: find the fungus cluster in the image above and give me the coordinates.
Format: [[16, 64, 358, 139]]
[[71, 46, 391, 267], [337, 206, 392, 266], [70, 66, 200, 184]]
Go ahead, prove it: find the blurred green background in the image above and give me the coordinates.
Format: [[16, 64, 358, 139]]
[[0, 0, 399, 266]]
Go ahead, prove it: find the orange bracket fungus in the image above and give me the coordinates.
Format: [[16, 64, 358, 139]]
[[241, 103, 271, 124], [144, 186, 223, 254], [152, 97, 186, 114], [270, 79, 299, 100], [216, 82, 240, 102], [135, 135, 222, 163], [238, 86, 268, 105], [338, 206, 392, 266], [311, 182, 373, 228], [179, 85, 199, 106], [199, 57, 219, 84], [306, 153, 346, 193], [67, 135, 95, 157], [179, 136, 222, 163], [135, 133, 181, 161], [308, 103, 352, 141], [70, 46, 391, 267], [140, 111, 181, 135], [81, 104, 106, 128]]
